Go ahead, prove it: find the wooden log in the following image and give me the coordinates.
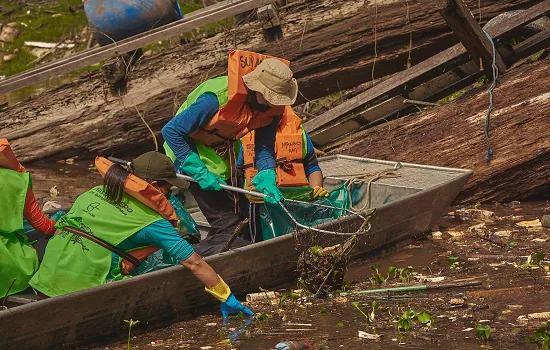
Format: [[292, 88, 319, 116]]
[[304, 1, 550, 142], [316, 26, 547, 151], [339, 58, 550, 203], [437, 0, 507, 72], [0, 0, 275, 95], [0, 0, 542, 163]]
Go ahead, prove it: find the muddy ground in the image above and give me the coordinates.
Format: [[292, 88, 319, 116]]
[[87, 202, 549, 350]]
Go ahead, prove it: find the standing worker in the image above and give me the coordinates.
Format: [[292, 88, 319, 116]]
[[29, 152, 253, 319], [0, 139, 57, 297], [238, 109, 329, 242], [162, 50, 298, 242]]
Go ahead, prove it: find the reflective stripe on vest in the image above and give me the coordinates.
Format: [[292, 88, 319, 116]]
[[29, 186, 164, 297], [242, 107, 309, 187]]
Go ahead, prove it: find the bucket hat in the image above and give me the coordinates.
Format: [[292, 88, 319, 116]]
[[242, 58, 298, 106], [132, 151, 190, 189]]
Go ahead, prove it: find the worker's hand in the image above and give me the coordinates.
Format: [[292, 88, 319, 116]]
[[244, 184, 264, 204], [251, 169, 283, 204], [311, 186, 329, 199], [220, 294, 254, 320], [181, 153, 226, 191]]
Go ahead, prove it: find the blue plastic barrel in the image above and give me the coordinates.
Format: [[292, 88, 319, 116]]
[[83, 0, 183, 46]]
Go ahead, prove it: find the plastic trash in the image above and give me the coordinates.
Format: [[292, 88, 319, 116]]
[[275, 341, 310, 350]]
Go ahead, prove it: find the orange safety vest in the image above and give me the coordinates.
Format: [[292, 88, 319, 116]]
[[189, 50, 288, 148], [95, 157, 180, 273], [0, 138, 26, 172], [242, 107, 309, 187]]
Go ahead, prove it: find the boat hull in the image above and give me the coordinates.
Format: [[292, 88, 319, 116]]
[[0, 156, 472, 349]]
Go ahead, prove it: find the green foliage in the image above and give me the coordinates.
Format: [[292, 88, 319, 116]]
[[124, 319, 140, 350], [369, 265, 414, 285], [254, 313, 269, 321], [395, 310, 434, 332], [523, 252, 546, 268], [351, 300, 380, 324], [474, 323, 491, 343], [447, 256, 459, 270], [526, 322, 550, 350], [336, 321, 344, 327]]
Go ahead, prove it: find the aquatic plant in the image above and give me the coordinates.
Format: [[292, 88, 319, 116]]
[[395, 310, 434, 332], [123, 319, 140, 350], [474, 323, 491, 343], [526, 322, 550, 350]]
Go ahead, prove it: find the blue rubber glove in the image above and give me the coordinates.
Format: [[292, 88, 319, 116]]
[[180, 152, 226, 191], [252, 169, 283, 204], [220, 294, 254, 319]]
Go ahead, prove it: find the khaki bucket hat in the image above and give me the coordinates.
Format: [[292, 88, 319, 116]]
[[242, 58, 298, 106], [132, 151, 190, 189]]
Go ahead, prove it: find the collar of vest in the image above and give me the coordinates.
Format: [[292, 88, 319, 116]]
[[95, 157, 178, 228]]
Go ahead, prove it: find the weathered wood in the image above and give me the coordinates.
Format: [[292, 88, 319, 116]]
[[313, 23, 548, 149], [304, 1, 550, 141], [337, 59, 550, 203], [437, 0, 506, 72], [0, 0, 274, 95], [1, 0, 542, 163]]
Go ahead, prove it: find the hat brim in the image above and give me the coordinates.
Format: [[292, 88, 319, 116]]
[[242, 73, 298, 106], [166, 176, 190, 189]]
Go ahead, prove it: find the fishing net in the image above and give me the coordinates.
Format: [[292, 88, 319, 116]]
[[259, 184, 374, 297], [259, 185, 350, 240]]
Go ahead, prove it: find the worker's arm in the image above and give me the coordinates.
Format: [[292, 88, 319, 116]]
[[302, 131, 328, 198], [162, 93, 227, 191], [161, 93, 219, 164], [23, 187, 56, 235], [252, 116, 284, 203], [132, 220, 253, 318]]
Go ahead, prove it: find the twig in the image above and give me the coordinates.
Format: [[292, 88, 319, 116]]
[[1, 279, 16, 310], [221, 219, 249, 252], [403, 98, 439, 107], [133, 105, 158, 151], [371, 0, 378, 87]]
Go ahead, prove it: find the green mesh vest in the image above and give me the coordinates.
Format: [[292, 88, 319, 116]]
[[29, 186, 163, 297], [0, 168, 39, 297], [164, 76, 239, 180]]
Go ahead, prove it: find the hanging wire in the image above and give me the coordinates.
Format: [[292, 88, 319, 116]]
[[482, 30, 499, 161]]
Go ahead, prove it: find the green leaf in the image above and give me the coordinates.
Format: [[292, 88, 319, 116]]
[[403, 310, 417, 319], [351, 301, 360, 308], [534, 252, 546, 263], [398, 318, 411, 331], [254, 313, 269, 321], [475, 323, 491, 341], [320, 306, 328, 313], [416, 312, 434, 327], [387, 266, 397, 278], [336, 321, 344, 327]]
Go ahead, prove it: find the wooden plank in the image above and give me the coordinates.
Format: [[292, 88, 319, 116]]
[[0, 0, 273, 95], [303, 1, 550, 137], [437, 0, 507, 72], [313, 26, 549, 149]]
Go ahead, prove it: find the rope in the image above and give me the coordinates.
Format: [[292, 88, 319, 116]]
[[482, 30, 499, 161], [345, 168, 401, 212]]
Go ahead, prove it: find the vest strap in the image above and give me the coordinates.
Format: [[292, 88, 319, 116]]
[[62, 227, 140, 267]]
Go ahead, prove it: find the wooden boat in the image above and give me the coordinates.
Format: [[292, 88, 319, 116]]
[[0, 155, 472, 349]]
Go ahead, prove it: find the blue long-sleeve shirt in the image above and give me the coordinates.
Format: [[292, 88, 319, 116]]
[[109, 219, 195, 277], [162, 93, 280, 172], [237, 130, 321, 178]]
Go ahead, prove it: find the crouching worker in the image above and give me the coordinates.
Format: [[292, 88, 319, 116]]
[[29, 151, 253, 319], [0, 138, 57, 297], [238, 109, 329, 242]]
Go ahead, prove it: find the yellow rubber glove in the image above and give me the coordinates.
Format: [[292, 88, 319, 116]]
[[205, 275, 232, 302], [244, 184, 265, 204], [312, 186, 329, 199]]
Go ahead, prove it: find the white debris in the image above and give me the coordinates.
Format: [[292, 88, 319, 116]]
[[462, 328, 474, 332], [24, 41, 75, 49], [431, 231, 443, 239], [358, 330, 381, 340]]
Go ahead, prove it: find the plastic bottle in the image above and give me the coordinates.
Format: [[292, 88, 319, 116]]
[[275, 341, 310, 350]]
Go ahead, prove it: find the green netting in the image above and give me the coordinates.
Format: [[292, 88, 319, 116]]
[[169, 194, 200, 244], [260, 185, 350, 240]]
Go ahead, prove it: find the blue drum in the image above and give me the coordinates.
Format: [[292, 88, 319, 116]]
[[83, 0, 183, 46]]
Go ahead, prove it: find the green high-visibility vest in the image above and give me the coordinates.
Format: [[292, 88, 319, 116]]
[[164, 76, 239, 180], [29, 186, 163, 297], [0, 168, 39, 297]]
